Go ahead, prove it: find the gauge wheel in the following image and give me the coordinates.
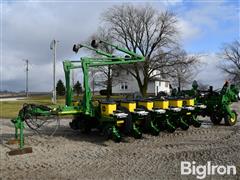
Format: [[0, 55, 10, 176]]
[[224, 111, 238, 126]]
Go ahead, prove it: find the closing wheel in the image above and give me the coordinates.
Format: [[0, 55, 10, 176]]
[[166, 120, 176, 133], [210, 114, 223, 125], [112, 126, 121, 142], [179, 118, 189, 131], [132, 124, 142, 139], [192, 119, 201, 128], [103, 126, 121, 142], [190, 115, 201, 128], [144, 115, 160, 136], [224, 111, 238, 126]]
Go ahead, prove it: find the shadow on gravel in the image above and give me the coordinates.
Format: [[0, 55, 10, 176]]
[[1, 124, 135, 149]]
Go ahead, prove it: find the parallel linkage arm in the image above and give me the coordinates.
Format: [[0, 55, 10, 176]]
[[64, 40, 145, 116]]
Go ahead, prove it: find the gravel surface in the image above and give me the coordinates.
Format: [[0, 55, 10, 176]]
[[0, 102, 239, 180]]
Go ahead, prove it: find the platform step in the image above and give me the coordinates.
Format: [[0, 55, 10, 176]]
[[8, 147, 33, 156]]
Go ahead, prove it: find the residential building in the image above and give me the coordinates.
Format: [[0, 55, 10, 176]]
[[112, 69, 170, 95]]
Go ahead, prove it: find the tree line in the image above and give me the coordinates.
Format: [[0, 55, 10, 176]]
[[56, 80, 82, 96]]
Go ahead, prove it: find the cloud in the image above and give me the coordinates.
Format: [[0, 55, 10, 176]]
[[174, 1, 239, 51], [161, 0, 183, 6], [177, 18, 201, 42], [195, 53, 228, 89], [1, 1, 115, 91]]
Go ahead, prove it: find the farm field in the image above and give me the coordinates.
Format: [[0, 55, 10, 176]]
[[0, 95, 123, 118], [0, 102, 239, 180], [0, 95, 66, 118]]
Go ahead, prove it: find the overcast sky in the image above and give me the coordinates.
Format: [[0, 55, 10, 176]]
[[1, 0, 239, 92]]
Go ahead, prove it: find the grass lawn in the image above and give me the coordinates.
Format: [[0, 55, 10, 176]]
[[0, 95, 66, 119], [0, 95, 124, 119]]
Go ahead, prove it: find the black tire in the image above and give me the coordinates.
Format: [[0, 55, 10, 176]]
[[190, 115, 201, 128], [192, 120, 201, 128], [69, 119, 78, 130], [210, 114, 222, 125], [71, 115, 92, 133], [166, 126, 176, 133], [179, 119, 189, 131], [158, 122, 167, 131], [224, 111, 238, 126], [113, 135, 121, 143], [102, 126, 112, 140]]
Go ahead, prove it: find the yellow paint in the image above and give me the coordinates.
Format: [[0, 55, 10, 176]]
[[72, 101, 80, 106], [101, 103, 117, 116], [116, 120, 124, 126], [120, 102, 136, 112], [230, 117, 236, 123], [58, 110, 82, 115], [169, 99, 183, 108], [153, 100, 169, 109], [138, 101, 153, 110], [183, 99, 195, 106]]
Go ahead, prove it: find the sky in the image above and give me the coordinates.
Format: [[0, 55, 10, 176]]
[[0, 0, 239, 92]]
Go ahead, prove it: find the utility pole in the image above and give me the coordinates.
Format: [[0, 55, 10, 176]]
[[72, 69, 75, 87], [50, 40, 58, 104], [23, 59, 29, 97]]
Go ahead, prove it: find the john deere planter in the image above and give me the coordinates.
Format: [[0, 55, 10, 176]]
[[8, 39, 239, 156]]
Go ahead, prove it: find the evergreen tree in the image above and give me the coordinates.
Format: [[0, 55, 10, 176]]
[[73, 81, 83, 96], [56, 79, 65, 96]]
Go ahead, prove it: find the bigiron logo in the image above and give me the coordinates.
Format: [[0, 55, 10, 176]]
[[181, 161, 236, 179]]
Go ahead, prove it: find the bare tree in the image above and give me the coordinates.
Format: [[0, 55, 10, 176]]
[[169, 48, 200, 90], [219, 40, 240, 84], [197, 81, 210, 91], [89, 27, 120, 98], [102, 4, 180, 96]]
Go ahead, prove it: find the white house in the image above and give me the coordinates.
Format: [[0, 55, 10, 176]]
[[112, 69, 170, 95]]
